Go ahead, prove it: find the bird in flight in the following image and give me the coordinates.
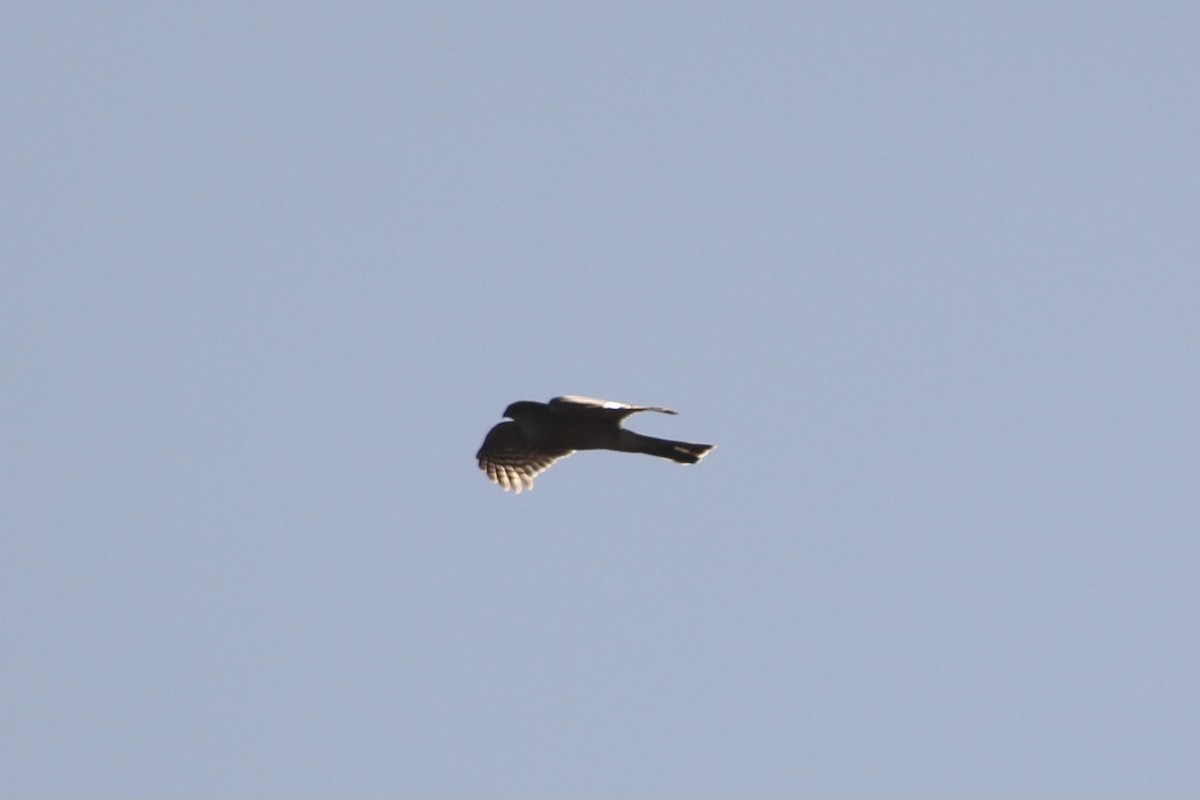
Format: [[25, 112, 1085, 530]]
[[476, 395, 715, 493]]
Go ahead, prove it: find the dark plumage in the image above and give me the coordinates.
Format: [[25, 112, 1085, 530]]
[[476, 395, 715, 493]]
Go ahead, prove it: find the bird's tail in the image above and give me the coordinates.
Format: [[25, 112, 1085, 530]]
[[621, 432, 715, 464]]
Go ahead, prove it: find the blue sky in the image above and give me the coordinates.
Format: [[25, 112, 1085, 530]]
[[2, 1, 1197, 797]]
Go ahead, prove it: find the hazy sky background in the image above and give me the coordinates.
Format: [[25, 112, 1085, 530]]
[[2, 1, 1197, 798]]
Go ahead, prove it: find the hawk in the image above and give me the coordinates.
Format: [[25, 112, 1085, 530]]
[[476, 395, 715, 493]]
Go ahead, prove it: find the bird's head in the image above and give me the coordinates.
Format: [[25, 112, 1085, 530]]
[[503, 400, 543, 421]]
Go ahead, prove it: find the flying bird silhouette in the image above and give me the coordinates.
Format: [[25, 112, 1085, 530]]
[[476, 395, 715, 493]]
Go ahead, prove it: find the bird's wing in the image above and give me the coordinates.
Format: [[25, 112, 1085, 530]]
[[550, 395, 678, 416], [476, 421, 574, 494]]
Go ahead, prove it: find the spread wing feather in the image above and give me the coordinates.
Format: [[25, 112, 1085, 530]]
[[475, 421, 574, 494]]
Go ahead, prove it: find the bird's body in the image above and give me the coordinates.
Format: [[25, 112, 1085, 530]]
[[476, 395, 715, 493]]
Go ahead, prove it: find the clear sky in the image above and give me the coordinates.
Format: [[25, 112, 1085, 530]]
[[2, 1, 1196, 798]]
